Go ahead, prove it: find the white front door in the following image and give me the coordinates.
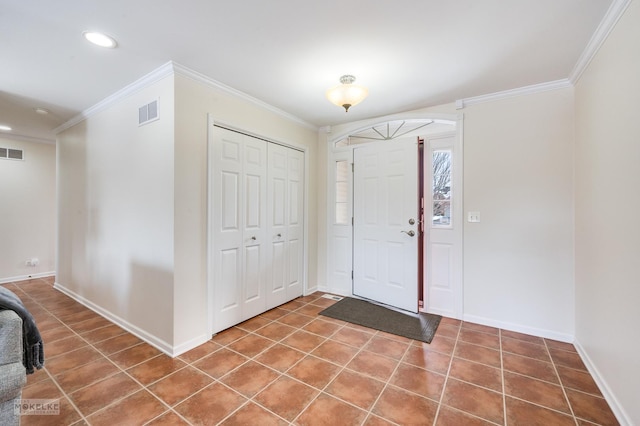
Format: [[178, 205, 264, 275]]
[[353, 138, 419, 312]]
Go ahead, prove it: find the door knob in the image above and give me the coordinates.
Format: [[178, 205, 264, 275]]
[[251, 236, 257, 241], [401, 230, 415, 237]]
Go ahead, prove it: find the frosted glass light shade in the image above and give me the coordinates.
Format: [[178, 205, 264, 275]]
[[326, 75, 368, 112]]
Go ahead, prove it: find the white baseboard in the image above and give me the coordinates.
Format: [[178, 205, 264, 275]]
[[0, 271, 56, 284], [573, 339, 632, 426], [53, 282, 202, 357], [316, 285, 351, 298], [463, 313, 574, 343]]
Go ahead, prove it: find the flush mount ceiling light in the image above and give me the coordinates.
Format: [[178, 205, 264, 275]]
[[83, 31, 117, 48], [326, 75, 368, 112], [0, 125, 12, 131], [34, 108, 50, 115]]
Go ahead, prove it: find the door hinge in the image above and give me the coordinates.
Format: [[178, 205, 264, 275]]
[[351, 162, 354, 172], [351, 270, 354, 280], [351, 217, 354, 226]]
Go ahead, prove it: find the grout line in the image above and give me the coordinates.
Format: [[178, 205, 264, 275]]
[[500, 328, 508, 425], [432, 320, 461, 425], [544, 339, 580, 425]]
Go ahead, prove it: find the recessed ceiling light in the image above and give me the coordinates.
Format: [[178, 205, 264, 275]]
[[83, 31, 117, 48], [35, 108, 50, 115], [0, 125, 12, 131]]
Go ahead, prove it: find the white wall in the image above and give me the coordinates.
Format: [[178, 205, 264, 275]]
[[0, 138, 56, 282], [574, 1, 640, 424], [57, 75, 176, 348], [319, 88, 575, 341]]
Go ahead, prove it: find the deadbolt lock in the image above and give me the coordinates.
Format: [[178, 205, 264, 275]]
[[408, 218, 415, 225]]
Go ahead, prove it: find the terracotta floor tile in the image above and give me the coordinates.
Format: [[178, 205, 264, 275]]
[[503, 371, 571, 414], [287, 355, 341, 389], [363, 414, 396, 426], [236, 315, 272, 332], [25, 367, 49, 388], [295, 303, 325, 317], [501, 329, 545, 345], [459, 328, 501, 349], [545, 338, 578, 352], [279, 299, 307, 311], [441, 378, 504, 424], [67, 315, 112, 333], [364, 335, 411, 360], [93, 332, 143, 355], [79, 324, 127, 344], [109, 342, 161, 369], [302, 318, 342, 337], [145, 411, 190, 425], [347, 350, 399, 381], [454, 340, 501, 368], [435, 405, 496, 426], [502, 351, 559, 384], [220, 402, 288, 426], [434, 324, 460, 339], [255, 344, 305, 372], [44, 346, 104, 376], [311, 339, 359, 365], [296, 393, 368, 425], [22, 378, 64, 400], [86, 389, 166, 426], [44, 335, 88, 358], [402, 345, 452, 375], [325, 370, 385, 410], [175, 383, 247, 425], [39, 324, 75, 343], [389, 363, 446, 401], [148, 366, 214, 406], [461, 322, 499, 335], [68, 372, 142, 416], [505, 396, 575, 425], [19, 396, 82, 426], [566, 389, 619, 425], [258, 307, 289, 321], [556, 365, 602, 396], [212, 327, 249, 345], [311, 297, 339, 308], [373, 386, 438, 425], [54, 357, 120, 393], [193, 348, 248, 378], [177, 340, 221, 363], [220, 361, 280, 397], [281, 330, 326, 352], [227, 333, 274, 357], [332, 326, 374, 347], [502, 337, 551, 362], [127, 354, 187, 385], [277, 312, 314, 328], [254, 376, 319, 421], [254, 322, 297, 341], [376, 330, 414, 344], [449, 357, 502, 392], [549, 347, 588, 371], [420, 335, 456, 355]]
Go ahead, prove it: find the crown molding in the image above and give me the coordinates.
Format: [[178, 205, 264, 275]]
[[172, 63, 316, 131], [55, 61, 317, 135], [569, 0, 633, 84], [54, 62, 175, 134], [456, 79, 572, 109], [0, 132, 55, 145]]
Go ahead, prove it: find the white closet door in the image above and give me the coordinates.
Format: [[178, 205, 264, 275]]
[[212, 128, 267, 332], [286, 148, 304, 300], [267, 144, 305, 309]]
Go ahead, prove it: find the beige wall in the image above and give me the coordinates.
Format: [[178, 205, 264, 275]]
[[173, 74, 318, 349], [57, 76, 176, 348], [0, 138, 56, 282], [574, 1, 640, 423], [319, 89, 575, 340]]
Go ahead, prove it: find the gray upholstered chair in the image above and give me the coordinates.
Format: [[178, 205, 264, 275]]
[[0, 310, 27, 426]]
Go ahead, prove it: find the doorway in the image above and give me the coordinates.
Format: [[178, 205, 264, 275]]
[[326, 116, 463, 319]]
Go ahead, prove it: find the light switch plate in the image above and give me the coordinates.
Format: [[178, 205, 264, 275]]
[[468, 212, 480, 223]]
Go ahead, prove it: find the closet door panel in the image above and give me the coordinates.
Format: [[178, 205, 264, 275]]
[[267, 144, 289, 309], [287, 149, 304, 298]]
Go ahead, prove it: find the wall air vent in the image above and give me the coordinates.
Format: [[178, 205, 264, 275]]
[[138, 99, 159, 126], [0, 147, 24, 161]]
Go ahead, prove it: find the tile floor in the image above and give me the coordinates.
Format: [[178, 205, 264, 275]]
[[3, 277, 619, 425]]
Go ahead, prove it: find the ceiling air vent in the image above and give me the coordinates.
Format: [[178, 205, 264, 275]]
[[138, 99, 159, 126], [0, 147, 24, 161]]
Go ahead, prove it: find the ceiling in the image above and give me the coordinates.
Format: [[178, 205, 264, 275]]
[[1, 0, 613, 142]]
